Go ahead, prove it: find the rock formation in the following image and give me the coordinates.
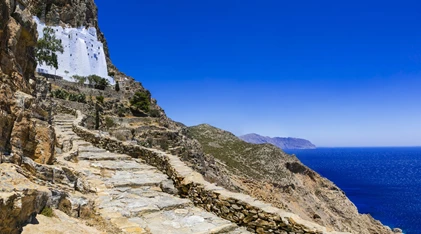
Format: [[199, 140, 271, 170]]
[[0, 0, 55, 165]]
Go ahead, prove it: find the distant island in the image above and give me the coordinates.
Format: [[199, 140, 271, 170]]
[[239, 133, 316, 149]]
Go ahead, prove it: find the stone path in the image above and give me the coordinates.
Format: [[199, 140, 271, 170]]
[[53, 114, 250, 234]]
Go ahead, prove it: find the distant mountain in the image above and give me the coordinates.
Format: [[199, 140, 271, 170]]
[[239, 133, 316, 149]]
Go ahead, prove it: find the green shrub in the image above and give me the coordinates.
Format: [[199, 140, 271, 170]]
[[76, 93, 86, 103], [105, 117, 115, 129], [72, 75, 87, 86], [117, 106, 126, 117], [52, 89, 69, 100], [68, 92, 77, 102], [130, 91, 151, 113], [160, 141, 169, 151], [146, 138, 153, 148], [40, 206, 54, 217], [149, 109, 161, 117], [96, 95, 104, 104], [68, 92, 86, 103], [87, 75, 109, 90]]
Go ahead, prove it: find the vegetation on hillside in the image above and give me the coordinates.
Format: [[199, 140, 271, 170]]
[[188, 124, 296, 181], [130, 91, 151, 113], [51, 89, 86, 103]]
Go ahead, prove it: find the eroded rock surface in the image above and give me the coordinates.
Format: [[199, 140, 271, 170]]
[[0, 164, 51, 234]]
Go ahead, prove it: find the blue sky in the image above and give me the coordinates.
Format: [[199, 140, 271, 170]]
[[96, 0, 421, 147]]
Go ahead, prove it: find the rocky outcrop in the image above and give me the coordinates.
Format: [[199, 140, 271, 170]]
[[0, 164, 51, 234], [240, 133, 316, 150], [0, 0, 55, 164]]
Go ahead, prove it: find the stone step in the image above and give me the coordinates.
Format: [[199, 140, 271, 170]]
[[105, 170, 168, 188], [78, 152, 131, 161], [53, 119, 75, 123], [55, 126, 73, 130], [128, 207, 240, 234], [98, 188, 191, 217], [53, 121, 74, 124], [78, 146, 107, 153], [90, 160, 156, 171], [72, 140, 92, 147]]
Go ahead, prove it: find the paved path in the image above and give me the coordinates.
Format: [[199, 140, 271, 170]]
[[53, 114, 250, 234]]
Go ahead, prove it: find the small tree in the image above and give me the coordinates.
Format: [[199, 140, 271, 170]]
[[95, 103, 100, 130], [35, 27, 64, 70], [87, 75, 109, 90], [72, 75, 87, 86], [115, 81, 120, 92]]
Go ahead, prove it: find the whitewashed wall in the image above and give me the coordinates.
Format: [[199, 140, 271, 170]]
[[34, 17, 115, 85]]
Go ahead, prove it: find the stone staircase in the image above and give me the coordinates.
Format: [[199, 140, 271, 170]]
[[53, 114, 250, 234]]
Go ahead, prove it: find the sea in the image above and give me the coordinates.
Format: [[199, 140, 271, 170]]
[[285, 147, 421, 234]]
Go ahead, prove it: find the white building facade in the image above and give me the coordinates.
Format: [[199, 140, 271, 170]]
[[34, 17, 115, 85]]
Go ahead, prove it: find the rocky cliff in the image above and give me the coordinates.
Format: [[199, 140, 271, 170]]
[[0, 0, 55, 165], [240, 133, 316, 150]]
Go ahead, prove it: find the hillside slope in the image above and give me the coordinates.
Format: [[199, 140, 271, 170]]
[[189, 124, 397, 234], [240, 133, 316, 149]]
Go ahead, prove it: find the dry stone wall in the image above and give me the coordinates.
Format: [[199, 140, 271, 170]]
[[71, 110, 347, 234]]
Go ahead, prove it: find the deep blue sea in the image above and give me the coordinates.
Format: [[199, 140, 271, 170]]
[[285, 147, 421, 234]]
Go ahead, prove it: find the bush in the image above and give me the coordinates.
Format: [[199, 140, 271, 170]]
[[68, 92, 78, 102], [160, 141, 169, 151], [68, 92, 86, 103], [52, 89, 69, 100], [72, 75, 87, 86], [105, 117, 115, 129], [130, 91, 151, 113], [117, 106, 126, 117], [96, 95, 104, 104], [87, 75, 109, 90], [149, 109, 161, 117], [77, 93, 86, 103], [40, 206, 54, 217]]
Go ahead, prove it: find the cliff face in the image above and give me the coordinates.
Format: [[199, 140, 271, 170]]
[[240, 133, 317, 149], [0, 0, 55, 164]]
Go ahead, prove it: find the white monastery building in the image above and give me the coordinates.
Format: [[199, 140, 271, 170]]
[[34, 17, 115, 85]]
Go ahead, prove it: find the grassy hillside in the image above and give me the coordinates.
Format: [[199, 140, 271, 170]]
[[188, 124, 308, 182]]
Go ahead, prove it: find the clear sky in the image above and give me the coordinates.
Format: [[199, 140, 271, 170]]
[[96, 0, 421, 147]]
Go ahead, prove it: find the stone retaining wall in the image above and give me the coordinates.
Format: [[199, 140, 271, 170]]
[[72, 110, 347, 234]]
